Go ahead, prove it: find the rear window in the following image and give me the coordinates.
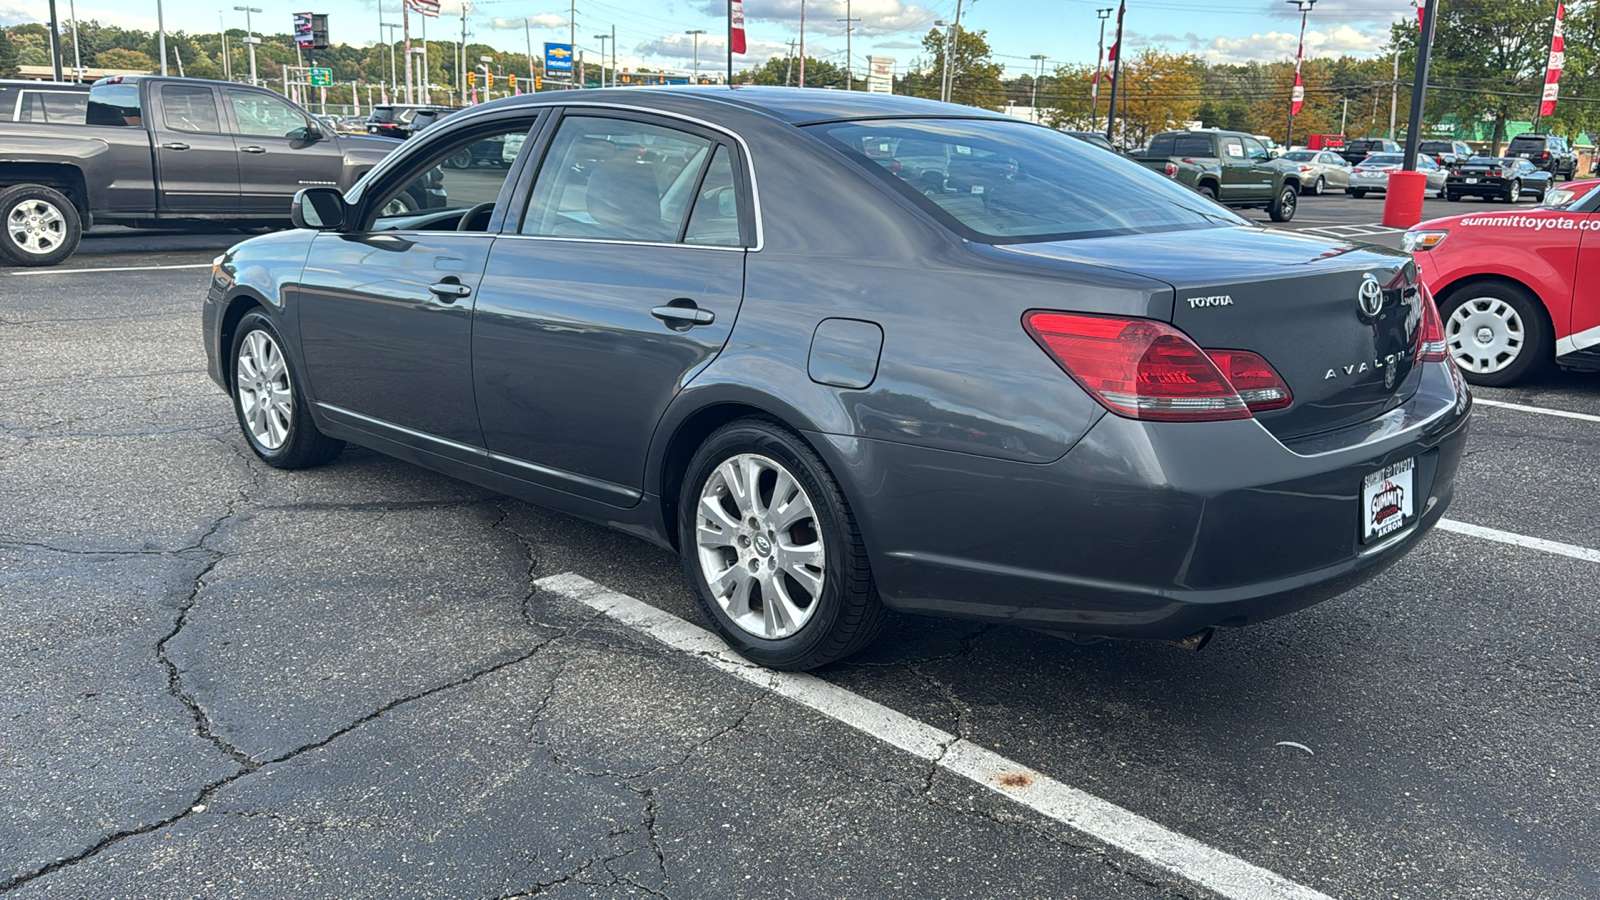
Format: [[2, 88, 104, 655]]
[[1172, 134, 1214, 156], [1418, 141, 1452, 152], [811, 118, 1246, 244], [370, 107, 399, 123], [1363, 154, 1404, 165], [1507, 136, 1545, 148]]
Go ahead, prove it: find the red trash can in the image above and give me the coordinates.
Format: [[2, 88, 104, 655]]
[[1382, 170, 1427, 228]]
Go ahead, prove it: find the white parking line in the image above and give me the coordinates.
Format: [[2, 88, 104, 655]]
[[5, 263, 213, 276], [1436, 519, 1600, 564], [538, 572, 1336, 900], [1472, 397, 1600, 425]]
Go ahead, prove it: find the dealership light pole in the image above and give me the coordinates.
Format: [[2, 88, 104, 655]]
[[235, 5, 262, 86], [1284, 0, 1315, 151], [382, 22, 401, 97], [595, 33, 611, 86], [1092, 7, 1111, 129], [157, 0, 168, 75], [1029, 54, 1046, 122], [46, 0, 63, 81], [685, 29, 704, 82], [838, 2, 858, 89], [219, 12, 232, 81]]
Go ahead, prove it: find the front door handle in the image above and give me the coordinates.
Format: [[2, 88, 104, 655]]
[[651, 304, 715, 326], [239, 145, 267, 154], [162, 141, 191, 151], [429, 280, 473, 302]]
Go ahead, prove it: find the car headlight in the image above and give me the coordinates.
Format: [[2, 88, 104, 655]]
[[1402, 230, 1448, 253]]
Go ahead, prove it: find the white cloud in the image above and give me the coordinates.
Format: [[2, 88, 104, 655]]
[[1197, 25, 1386, 65], [697, 0, 938, 37], [635, 32, 791, 62], [0, 0, 156, 31], [488, 13, 568, 30]]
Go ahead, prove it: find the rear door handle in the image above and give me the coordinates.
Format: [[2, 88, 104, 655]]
[[162, 142, 190, 151], [429, 281, 473, 302], [651, 305, 715, 326], [239, 146, 267, 154]]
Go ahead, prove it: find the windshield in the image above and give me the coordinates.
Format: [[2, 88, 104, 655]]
[[809, 118, 1245, 244]]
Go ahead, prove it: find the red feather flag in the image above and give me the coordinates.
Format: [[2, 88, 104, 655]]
[[729, 0, 746, 54], [1540, 3, 1566, 117]]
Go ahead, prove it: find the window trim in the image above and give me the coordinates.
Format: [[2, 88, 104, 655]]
[[352, 112, 546, 233]]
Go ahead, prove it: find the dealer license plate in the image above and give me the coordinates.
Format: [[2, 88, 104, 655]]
[[1466, 177, 1479, 183], [1362, 457, 1415, 543]]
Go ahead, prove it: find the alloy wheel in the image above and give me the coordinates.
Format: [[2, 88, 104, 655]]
[[235, 329, 294, 450], [1446, 296, 1524, 374], [694, 452, 826, 640], [6, 198, 67, 256]]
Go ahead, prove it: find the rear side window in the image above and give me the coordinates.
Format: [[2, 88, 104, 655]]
[[160, 85, 221, 133], [85, 83, 142, 126], [813, 118, 1247, 244], [683, 145, 741, 247]]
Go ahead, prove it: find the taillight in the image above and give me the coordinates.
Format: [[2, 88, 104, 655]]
[[1164, 162, 1178, 178], [1299, 165, 1314, 173], [1352, 167, 1365, 174], [890, 160, 902, 173], [1205, 350, 1293, 412], [1024, 312, 1268, 422], [1541, 151, 1551, 159], [1416, 287, 1447, 363]]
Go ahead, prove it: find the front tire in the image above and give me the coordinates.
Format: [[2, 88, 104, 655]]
[[1268, 184, 1297, 222], [230, 311, 345, 468], [0, 184, 82, 267], [680, 418, 886, 670], [1439, 281, 1552, 387]]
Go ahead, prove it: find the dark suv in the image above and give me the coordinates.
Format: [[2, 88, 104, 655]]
[[1340, 138, 1401, 166], [1505, 133, 1578, 180], [366, 104, 456, 140]]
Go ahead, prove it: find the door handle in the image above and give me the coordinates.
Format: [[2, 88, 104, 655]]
[[428, 280, 473, 302], [162, 142, 191, 151], [239, 146, 267, 154], [651, 304, 715, 326]]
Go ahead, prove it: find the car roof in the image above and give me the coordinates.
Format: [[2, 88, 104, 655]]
[[481, 85, 1015, 127]]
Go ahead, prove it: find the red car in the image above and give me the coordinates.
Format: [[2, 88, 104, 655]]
[[1405, 179, 1600, 385]]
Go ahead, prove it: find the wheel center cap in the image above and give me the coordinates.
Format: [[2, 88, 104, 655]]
[[753, 534, 772, 556], [1476, 326, 1494, 344]]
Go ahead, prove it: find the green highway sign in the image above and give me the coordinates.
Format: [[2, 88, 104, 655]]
[[309, 67, 333, 86]]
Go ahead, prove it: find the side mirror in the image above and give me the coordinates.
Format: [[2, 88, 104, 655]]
[[297, 119, 325, 141], [292, 187, 347, 230]]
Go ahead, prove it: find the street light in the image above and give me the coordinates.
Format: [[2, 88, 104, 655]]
[[1285, 0, 1316, 151], [1029, 54, 1046, 123], [234, 5, 262, 86], [594, 33, 611, 87], [1093, 8, 1112, 131], [933, 20, 948, 101], [685, 29, 705, 83]]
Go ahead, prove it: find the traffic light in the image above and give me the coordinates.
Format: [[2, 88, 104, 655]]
[[468, 72, 476, 86], [485, 72, 494, 88], [509, 74, 516, 89]]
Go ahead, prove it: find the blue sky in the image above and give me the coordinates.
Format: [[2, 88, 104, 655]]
[[3, 0, 1418, 78]]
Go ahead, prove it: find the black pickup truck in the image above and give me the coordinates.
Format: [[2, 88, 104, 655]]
[[1134, 129, 1303, 222], [0, 75, 403, 266]]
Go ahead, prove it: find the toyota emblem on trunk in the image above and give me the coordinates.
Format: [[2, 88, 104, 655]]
[[1357, 274, 1384, 317]]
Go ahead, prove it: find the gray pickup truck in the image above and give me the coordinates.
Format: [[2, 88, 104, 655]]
[[0, 75, 402, 266], [1135, 129, 1303, 222]]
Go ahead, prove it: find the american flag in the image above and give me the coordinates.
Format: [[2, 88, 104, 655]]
[[408, 0, 440, 18]]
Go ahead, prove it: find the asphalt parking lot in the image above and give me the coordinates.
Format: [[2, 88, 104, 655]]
[[4, 192, 1599, 899]]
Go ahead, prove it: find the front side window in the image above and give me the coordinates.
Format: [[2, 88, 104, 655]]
[[1241, 137, 1268, 160], [521, 115, 716, 243], [368, 120, 536, 228], [1221, 137, 1246, 159], [813, 118, 1246, 244], [161, 85, 221, 133], [229, 90, 311, 138]]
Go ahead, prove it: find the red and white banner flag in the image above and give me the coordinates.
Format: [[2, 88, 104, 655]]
[[1540, 3, 1565, 116], [1291, 28, 1305, 115], [407, 0, 439, 18], [729, 0, 746, 54]]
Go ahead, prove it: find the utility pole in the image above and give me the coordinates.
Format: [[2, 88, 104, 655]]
[[157, 0, 168, 75], [933, 19, 949, 98], [46, 0, 63, 81], [943, 0, 966, 103], [1029, 54, 1046, 123], [402, 0, 412, 102], [838, 0, 858, 89], [784, 38, 796, 86], [568, 0, 576, 87], [382, 23, 401, 97], [235, 5, 261, 87], [220, 12, 232, 81], [1389, 47, 1399, 139], [1284, 0, 1315, 151], [1340, 97, 1349, 135], [67, 0, 81, 81], [1105, 0, 1124, 144], [686, 29, 704, 82], [799, 0, 805, 87], [1093, 8, 1111, 130]]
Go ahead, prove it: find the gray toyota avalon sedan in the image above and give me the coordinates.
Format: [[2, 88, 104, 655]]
[[203, 87, 1470, 670]]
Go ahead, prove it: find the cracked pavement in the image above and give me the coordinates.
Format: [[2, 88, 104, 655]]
[[4, 230, 1600, 899]]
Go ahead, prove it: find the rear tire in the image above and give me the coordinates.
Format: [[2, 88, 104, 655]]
[[1268, 184, 1297, 222], [1197, 183, 1217, 201], [0, 184, 82, 267], [1307, 176, 1325, 196], [1446, 192, 1461, 202], [230, 311, 345, 468], [1351, 189, 1367, 199], [1439, 281, 1552, 387], [679, 417, 886, 671]]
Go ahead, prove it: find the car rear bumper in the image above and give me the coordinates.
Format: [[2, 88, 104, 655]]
[[819, 361, 1470, 640]]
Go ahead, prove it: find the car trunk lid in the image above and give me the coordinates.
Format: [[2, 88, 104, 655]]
[[999, 226, 1424, 440]]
